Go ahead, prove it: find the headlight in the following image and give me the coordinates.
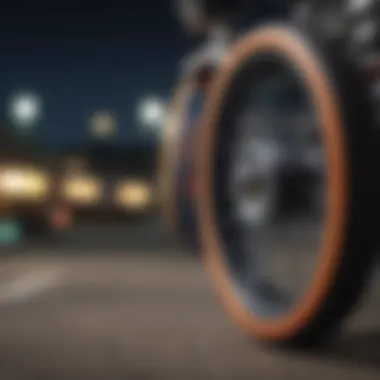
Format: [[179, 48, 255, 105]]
[[115, 181, 152, 210], [0, 167, 50, 200], [62, 176, 102, 205]]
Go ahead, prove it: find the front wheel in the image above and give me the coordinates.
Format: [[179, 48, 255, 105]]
[[195, 24, 380, 347]]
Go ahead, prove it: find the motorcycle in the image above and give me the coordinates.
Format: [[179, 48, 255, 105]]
[[184, 0, 380, 347]]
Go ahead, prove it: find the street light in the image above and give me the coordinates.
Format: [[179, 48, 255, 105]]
[[137, 96, 167, 132], [8, 92, 42, 132]]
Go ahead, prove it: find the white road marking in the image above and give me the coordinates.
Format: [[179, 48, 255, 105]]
[[0, 268, 65, 304]]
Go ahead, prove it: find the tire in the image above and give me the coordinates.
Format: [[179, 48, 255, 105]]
[[195, 24, 380, 347], [158, 68, 214, 249]]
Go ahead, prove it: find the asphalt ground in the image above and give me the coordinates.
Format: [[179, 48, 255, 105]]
[[0, 220, 378, 380]]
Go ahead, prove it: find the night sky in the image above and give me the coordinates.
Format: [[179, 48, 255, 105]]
[[0, 1, 194, 148]]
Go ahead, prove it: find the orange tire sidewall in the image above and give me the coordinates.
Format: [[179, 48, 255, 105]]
[[196, 26, 348, 341]]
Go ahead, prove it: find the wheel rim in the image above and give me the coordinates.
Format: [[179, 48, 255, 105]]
[[216, 55, 327, 318]]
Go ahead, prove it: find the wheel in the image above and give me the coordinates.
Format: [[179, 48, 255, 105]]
[[195, 24, 380, 347], [158, 66, 215, 249]]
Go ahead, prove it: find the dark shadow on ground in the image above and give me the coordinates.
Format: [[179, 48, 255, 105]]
[[291, 330, 380, 371]]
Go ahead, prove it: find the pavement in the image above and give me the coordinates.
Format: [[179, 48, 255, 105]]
[[0, 221, 378, 380]]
